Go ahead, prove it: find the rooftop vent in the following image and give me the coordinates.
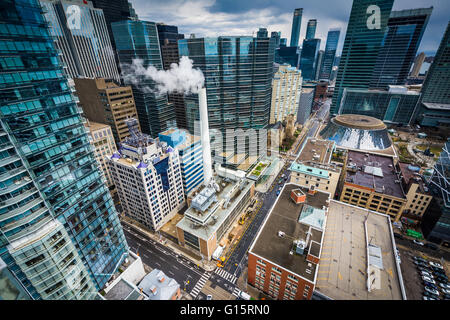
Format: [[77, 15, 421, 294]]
[[278, 231, 286, 238]]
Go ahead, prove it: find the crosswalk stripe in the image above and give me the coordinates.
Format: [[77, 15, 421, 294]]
[[190, 272, 212, 298], [214, 268, 237, 284]]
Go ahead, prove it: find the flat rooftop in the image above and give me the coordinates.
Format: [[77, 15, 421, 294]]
[[298, 138, 335, 164], [334, 114, 386, 130], [85, 120, 110, 133], [345, 150, 405, 199], [104, 279, 143, 300], [250, 184, 329, 282], [315, 200, 404, 300], [398, 162, 430, 195]]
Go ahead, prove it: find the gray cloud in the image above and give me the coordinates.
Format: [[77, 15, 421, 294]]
[[129, 0, 449, 55]]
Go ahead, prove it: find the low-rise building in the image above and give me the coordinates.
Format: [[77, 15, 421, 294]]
[[138, 269, 181, 300], [108, 119, 184, 231], [158, 128, 204, 197], [339, 150, 407, 221], [398, 163, 432, 223], [289, 138, 341, 197], [314, 200, 405, 300], [176, 166, 255, 260], [248, 184, 329, 300], [85, 120, 117, 191]]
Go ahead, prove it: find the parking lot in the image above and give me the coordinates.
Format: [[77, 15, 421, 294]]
[[397, 246, 449, 300]]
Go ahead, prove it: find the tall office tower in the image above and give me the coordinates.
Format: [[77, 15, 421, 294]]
[[112, 20, 177, 137], [85, 121, 117, 190], [271, 31, 281, 48], [299, 38, 321, 81], [370, 7, 433, 89], [0, 0, 129, 299], [157, 24, 187, 130], [297, 85, 316, 125], [280, 38, 287, 47], [257, 28, 268, 38], [306, 19, 318, 40], [275, 47, 301, 69], [410, 52, 426, 77], [421, 140, 450, 245], [315, 50, 324, 81], [74, 78, 139, 144], [128, 1, 138, 19], [108, 119, 185, 231], [290, 8, 303, 47], [178, 36, 275, 163], [319, 28, 341, 80], [39, 0, 120, 82], [159, 129, 204, 196], [330, 0, 395, 115], [90, 0, 132, 67], [415, 22, 450, 127], [270, 65, 303, 124]]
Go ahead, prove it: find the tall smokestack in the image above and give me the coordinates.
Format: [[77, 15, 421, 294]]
[[199, 88, 213, 185]]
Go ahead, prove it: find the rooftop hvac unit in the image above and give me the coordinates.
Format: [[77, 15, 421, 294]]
[[294, 239, 307, 255]]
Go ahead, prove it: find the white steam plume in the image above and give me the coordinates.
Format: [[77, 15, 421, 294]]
[[121, 56, 204, 96]]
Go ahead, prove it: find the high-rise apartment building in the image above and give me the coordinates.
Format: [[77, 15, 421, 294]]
[[108, 119, 184, 231], [421, 140, 450, 246], [319, 28, 341, 81], [415, 22, 450, 127], [314, 50, 324, 81], [74, 78, 139, 144], [305, 19, 317, 40], [290, 8, 303, 47], [370, 7, 433, 89], [0, 0, 128, 299], [85, 121, 117, 190], [410, 52, 426, 77], [178, 36, 275, 163], [270, 65, 303, 124], [331, 0, 395, 115], [40, 0, 120, 82], [157, 24, 187, 130], [158, 129, 204, 196], [299, 38, 321, 81], [257, 28, 268, 38], [112, 20, 177, 137]]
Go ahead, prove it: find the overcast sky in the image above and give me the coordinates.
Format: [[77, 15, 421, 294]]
[[129, 0, 449, 56]]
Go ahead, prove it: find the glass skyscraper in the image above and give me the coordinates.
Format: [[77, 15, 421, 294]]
[[415, 21, 450, 127], [370, 7, 433, 89], [421, 140, 450, 246], [305, 19, 317, 40], [112, 20, 177, 138], [0, 0, 128, 299], [299, 38, 321, 81], [39, 0, 120, 82], [330, 0, 395, 115], [290, 8, 303, 47], [178, 36, 275, 160], [319, 28, 341, 81]]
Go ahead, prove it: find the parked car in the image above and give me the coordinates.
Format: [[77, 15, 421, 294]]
[[424, 286, 440, 296], [443, 293, 450, 300], [206, 295, 212, 300], [414, 260, 428, 268], [429, 261, 444, 269], [394, 233, 404, 240], [421, 271, 433, 278], [423, 296, 438, 301], [413, 256, 427, 263], [442, 288, 450, 295], [424, 281, 438, 290], [423, 291, 439, 299], [417, 265, 432, 272], [435, 275, 448, 283], [424, 243, 438, 250], [413, 240, 425, 246], [422, 275, 436, 284], [431, 266, 445, 273], [438, 282, 450, 290]]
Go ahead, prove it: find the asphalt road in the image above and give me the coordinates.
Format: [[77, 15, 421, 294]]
[[122, 224, 204, 295]]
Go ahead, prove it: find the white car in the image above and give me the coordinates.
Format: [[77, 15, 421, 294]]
[[421, 271, 433, 278], [438, 282, 450, 290], [429, 261, 444, 269], [423, 296, 438, 301], [442, 288, 450, 295], [424, 286, 439, 296], [422, 276, 436, 284], [413, 240, 424, 246]]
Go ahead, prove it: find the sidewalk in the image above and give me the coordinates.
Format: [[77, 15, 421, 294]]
[[121, 217, 217, 272]]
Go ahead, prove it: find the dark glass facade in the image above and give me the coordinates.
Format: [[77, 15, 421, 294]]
[[331, 0, 395, 115], [339, 89, 420, 125], [299, 38, 321, 81], [112, 20, 176, 137], [0, 0, 128, 298], [290, 8, 303, 47], [305, 19, 317, 40], [319, 28, 341, 81], [178, 36, 275, 155], [370, 8, 433, 89], [275, 46, 300, 69]]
